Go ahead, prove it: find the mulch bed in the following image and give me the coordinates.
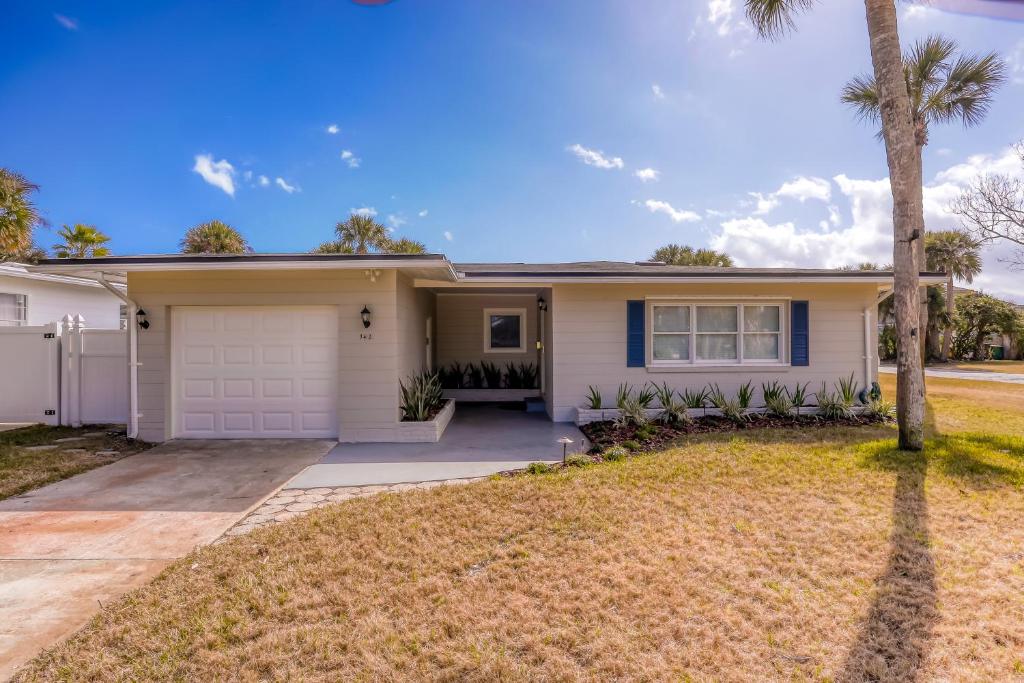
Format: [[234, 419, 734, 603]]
[[582, 413, 889, 452]]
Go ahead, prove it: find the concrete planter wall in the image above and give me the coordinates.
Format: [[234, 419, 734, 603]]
[[443, 389, 540, 402], [574, 405, 869, 426], [395, 400, 456, 443]]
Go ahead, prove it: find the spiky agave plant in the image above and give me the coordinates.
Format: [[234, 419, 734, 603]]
[[585, 385, 602, 410], [399, 372, 444, 421]]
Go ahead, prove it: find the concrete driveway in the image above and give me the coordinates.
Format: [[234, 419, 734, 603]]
[[0, 439, 331, 680], [287, 404, 587, 489]]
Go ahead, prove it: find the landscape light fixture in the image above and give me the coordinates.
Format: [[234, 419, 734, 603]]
[[558, 436, 573, 463]]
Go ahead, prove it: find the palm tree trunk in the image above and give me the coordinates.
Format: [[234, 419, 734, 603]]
[[863, 0, 925, 450], [941, 274, 954, 361]]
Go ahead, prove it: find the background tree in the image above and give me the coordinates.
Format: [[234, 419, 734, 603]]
[[0, 169, 46, 260], [53, 224, 112, 258], [925, 230, 982, 361], [335, 214, 390, 253], [386, 237, 427, 254], [842, 34, 1006, 360], [951, 292, 1018, 360], [952, 140, 1024, 268], [651, 244, 733, 267], [746, 0, 927, 449], [180, 220, 252, 254], [311, 240, 355, 254]]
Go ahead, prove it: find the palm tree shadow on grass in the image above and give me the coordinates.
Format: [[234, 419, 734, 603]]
[[838, 400, 940, 681]]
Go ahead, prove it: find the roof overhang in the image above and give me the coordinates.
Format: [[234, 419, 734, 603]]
[[1, 262, 126, 290], [418, 273, 948, 287], [30, 253, 459, 282]]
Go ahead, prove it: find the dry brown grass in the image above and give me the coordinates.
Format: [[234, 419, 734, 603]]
[[16, 379, 1024, 682], [945, 360, 1024, 374], [0, 425, 147, 501]]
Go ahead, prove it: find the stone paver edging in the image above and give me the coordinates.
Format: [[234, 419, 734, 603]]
[[221, 477, 485, 539]]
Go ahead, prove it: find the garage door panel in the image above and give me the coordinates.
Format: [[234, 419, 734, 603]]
[[173, 306, 338, 438]]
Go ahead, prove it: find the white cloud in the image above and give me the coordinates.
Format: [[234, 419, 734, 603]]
[[634, 168, 660, 183], [387, 214, 406, 228], [351, 207, 377, 217], [418, 209, 429, 217], [902, 4, 935, 21], [327, 124, 340, 134], [258, 175, 270, 187], [341, 150, 361, 168], [748, 192, 779, 215], [639, 199, 701, 223], [1009, 40, 1024, 85], [192, 154, 236, 196], [652, 83, 665, 100], [708, 145, 1024, 302], [443, 231, 454, 242], [243, 170, 253, 182], [707, 0, 740, 36], [567, 143, 624, 170], [53, 14, 78, 30], [275, 177, 298, 193], [775, 176, 832, 203]]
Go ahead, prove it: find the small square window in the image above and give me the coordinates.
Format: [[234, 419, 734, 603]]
[[0, 293, 27, 327], [484, 308, 526, 353]]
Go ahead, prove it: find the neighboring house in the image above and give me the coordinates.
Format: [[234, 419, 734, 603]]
[[33, 254, 945, 442], [0, 262, 125, 328]]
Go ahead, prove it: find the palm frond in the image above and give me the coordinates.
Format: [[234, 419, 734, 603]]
[[744, 0, 816, 40], [933, 52, 1007, 128], [840, 74, 880, 124]]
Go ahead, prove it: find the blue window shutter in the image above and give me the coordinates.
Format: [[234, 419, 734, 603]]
[[791, 301, 809, 366], [626, 300, 645, 367]]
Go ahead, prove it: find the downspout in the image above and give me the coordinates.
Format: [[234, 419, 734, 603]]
[[97, 274, 140, 440]]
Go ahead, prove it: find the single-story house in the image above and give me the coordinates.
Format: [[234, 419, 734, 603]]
[[0, 261, 125, 328], [31, 254, 945, 443]]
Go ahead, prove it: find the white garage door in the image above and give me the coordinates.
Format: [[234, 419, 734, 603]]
[[172, 306, 338, 438]]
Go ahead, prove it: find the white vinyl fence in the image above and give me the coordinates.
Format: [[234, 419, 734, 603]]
[[0, 315, 128, 426]]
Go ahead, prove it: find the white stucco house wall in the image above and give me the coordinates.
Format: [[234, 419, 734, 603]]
[[0, 262, 125, 328]]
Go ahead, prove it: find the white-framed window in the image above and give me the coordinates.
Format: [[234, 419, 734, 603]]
[[0, 293, 27, 327], [483, 307, 527, 353], [650, 301, 785, 366]]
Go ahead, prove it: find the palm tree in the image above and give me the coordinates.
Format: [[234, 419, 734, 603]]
[[386, 237, 427, 254], [925, 230, 982, 361], [180, 220, 252, 254], [842, 35, 1006, 363], [311, 240, 355, 254], [335, 214, 390, 254], [53, 224, 112, 258], [0, 169, 46, 260], [746, 0, 926, 449], [651, 244, 734, 267]]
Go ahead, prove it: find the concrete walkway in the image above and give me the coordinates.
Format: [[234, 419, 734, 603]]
[[0, 439, 330, 680], [879, 365, 1024, 385], [287, 404, 586, 489]]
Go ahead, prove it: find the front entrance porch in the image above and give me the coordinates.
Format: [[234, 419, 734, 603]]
[[286, 403, 586, 488]]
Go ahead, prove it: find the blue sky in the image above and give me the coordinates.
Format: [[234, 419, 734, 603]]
[[2, 0, 1023, 300]]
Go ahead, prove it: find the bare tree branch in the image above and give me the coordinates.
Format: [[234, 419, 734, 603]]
[[950, 142, 1024, 270]]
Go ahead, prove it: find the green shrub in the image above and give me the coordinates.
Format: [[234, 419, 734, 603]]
[[616, 383, 634, 409], [764, 393, 793, 418], [565, 454, 592, 468], [615, 396, 650, 428], [399, 372, 445, 421], [837, 373, 859, 406], [505, 362, 523, 389], [708, 384, 746, 424], [635, 384, 657, 409], [737, 381, 754, 412], [788, 382, 810, 416], [815, 382, 853, 420], [602, 446, 628, 461], [653, 382, 691, 425], [465, 363, 484, 389], [481, 361, 503, 389], [525, 461, 554, 475], [585, 385, 602, 410], [621, 440, 641, 452], [865, 398, 895, 420], [635, 425, 658, 441], [518, 362, 539, 390]]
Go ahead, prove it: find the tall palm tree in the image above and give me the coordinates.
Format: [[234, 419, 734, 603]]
[[335, 214, 390, 254], [0, 169, 46, 259], [651, 244, 734, 267], [180, 220, 252, 254], [925, 230, 982, 361], [311, 240, 355, 254], [386, 237, 427, 254], [746, 0, 926, 449], [843, 35, 1006, 362], [53, 224, 112, 258]]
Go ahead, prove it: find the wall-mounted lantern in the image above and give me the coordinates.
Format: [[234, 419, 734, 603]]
[[360, 305, 372, 329], [537, 297, 548, 312], [136, 308, 150, 330]]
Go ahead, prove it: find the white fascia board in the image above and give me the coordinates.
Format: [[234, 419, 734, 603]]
[[0, 265, 126, 290], [31, 259, 458, 279]]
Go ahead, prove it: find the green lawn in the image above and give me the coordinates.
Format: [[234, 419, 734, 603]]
[[0, 425, 149, 501], [16, 378, 1024, 682]]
